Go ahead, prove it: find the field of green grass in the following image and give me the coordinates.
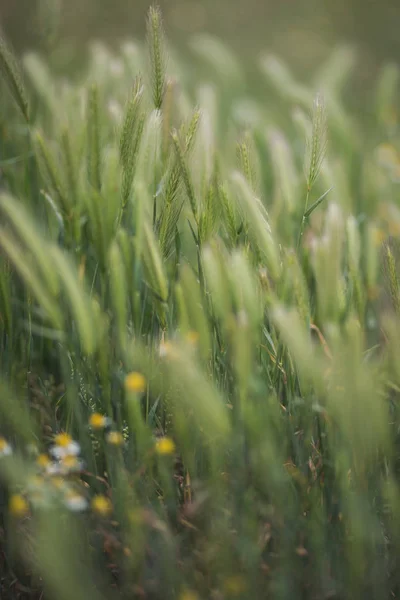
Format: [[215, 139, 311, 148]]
[[1, 6, 400, 599]]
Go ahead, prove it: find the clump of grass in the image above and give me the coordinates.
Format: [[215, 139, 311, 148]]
[[1, 5, 400, 600]]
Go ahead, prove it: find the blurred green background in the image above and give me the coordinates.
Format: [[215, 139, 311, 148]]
[[1, 0, 400, 77]]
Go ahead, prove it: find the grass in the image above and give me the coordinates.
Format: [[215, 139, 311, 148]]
[[0, 5, 400, 599]]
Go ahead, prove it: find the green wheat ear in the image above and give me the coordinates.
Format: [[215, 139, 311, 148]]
[[305, 93, 327, 192], [119, 76, 145, 205], [147, 5, 167, 110], [119, 76, 144, 169], [0, 31, 30, 122], [171, 129, 198, 221]]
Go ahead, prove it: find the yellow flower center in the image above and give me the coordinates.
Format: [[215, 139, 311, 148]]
[[106, 431, 124, 446], [54, 432, 73, 447], [91, 494, 112, 517], [37, 453, 51, 468], [0, 437, 8, 451], [125, 372, 146, 393], [155, 437, 176, 455], [9, 494, 29, 518], [89, 413, 107, 429]]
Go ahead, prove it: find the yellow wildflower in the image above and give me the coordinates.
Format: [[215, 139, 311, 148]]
[[9, 494, 29, 518], [54, 432, 72, 447], [64, 490, 88, 512], [51, 433, 80, 459], [61, 454, 84, 472], [125, 372, 146, 393], [106, 431, 124, 446], [91, 494, 113, 517], [89, 412, 110, 430], [155, 437, 176, 455], [36, 453, 51, 468]]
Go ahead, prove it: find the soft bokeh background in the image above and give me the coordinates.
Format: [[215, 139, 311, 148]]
[[1, 0, 400, 79]]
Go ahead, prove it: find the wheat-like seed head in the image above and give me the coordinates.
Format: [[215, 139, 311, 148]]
[[305, 93, 328, 191]]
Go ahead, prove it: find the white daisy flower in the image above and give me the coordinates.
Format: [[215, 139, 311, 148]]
[[46, 461, 64, 476], [60, 455, 85, 473], [64, 491, 88, 512], [50, 433, 80, 459], [50, 443, 80, 459], [46, 455, 84, 476]]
